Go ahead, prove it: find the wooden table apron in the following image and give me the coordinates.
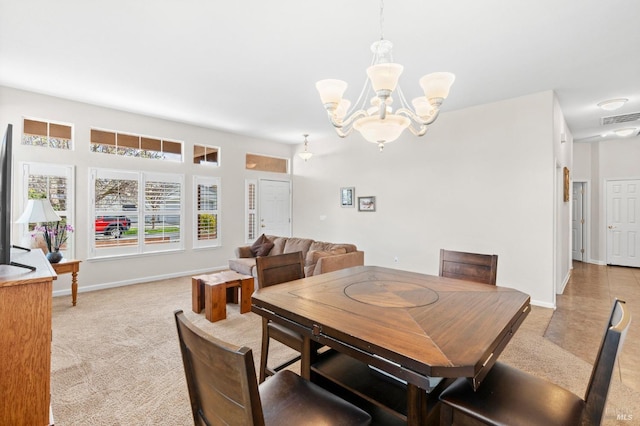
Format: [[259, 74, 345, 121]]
[[251, 265, 530, 397]]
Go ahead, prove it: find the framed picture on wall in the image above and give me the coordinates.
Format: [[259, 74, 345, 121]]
[[358, 196, 376, 212], [340, 187, 355, 208]]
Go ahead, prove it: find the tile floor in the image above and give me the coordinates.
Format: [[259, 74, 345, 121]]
[[545, 261, 640, 393]]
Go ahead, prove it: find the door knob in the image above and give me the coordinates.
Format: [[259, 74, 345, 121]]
[[608, 225, 616, 229]]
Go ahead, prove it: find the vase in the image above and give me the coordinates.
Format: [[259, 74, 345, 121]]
[[47, 249, 63, 264]]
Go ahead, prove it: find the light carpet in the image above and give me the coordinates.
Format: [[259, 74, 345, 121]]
[[50, 276, 638, 425]]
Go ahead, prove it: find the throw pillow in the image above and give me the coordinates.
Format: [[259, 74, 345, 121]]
[[250, 234, 274, 257]]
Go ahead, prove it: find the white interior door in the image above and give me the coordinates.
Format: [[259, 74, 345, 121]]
[[571, 182, 584, 261], [606, 179, 640, 267], [259, 179, 291, 237]]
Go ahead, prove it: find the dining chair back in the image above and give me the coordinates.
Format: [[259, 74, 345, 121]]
[[175, 309, 262, 425], [439, 298, 631, 425], [174, 310, 371, 426], [439, 249, 498, 285], [256, 251, 305, 289], [255, 252, 307, 383]]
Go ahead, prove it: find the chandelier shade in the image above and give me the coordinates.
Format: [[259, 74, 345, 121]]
[[315, 1, 454, 151], [353, 115, 410, 148]]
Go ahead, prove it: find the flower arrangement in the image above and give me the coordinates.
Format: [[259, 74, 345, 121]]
[[33, 221, 74, 253]]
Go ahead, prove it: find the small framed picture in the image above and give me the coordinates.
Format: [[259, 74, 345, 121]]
[[340, 187, 355, 208], [358, 196, 376, 212]]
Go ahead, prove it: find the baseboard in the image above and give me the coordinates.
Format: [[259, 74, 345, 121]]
[[530, 299, 555, 309], [556, 269, 571, 295], [52, 265, 229, 298]]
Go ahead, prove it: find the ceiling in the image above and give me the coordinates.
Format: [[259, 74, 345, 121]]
[[1, 0, 639, 145]]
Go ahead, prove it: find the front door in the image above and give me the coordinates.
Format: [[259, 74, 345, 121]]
[[606, 179, 640, 267], [259, 179, 291, 237]]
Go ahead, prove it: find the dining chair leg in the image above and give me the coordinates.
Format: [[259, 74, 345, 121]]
[[259, 317, 270, 383], [439, 402, 453, 425]]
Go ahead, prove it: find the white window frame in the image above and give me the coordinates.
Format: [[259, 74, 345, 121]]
[[193, 176, 221, 249], [21, 162, 75, 258], [89, 168, 184, 259], [245, 179, 258, 243]]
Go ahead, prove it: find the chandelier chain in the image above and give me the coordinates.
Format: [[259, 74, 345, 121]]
[[379, 0, 385, 40]]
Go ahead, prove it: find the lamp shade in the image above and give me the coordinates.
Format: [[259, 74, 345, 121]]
[[316, 79, 348, 105], [16, 199, 61, 224], [367, 63, 403, 93], [419, 72, 456, 100], [353, 114, 410, 144]]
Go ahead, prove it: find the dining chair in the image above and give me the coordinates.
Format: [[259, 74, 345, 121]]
[[256, 251, 308, 383], [174, 310, 371, 426], [438, 298, 631, 426], [438, 249, 498, 285]]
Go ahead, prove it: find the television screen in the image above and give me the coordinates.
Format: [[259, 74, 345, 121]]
[[0, 124, 13, 265]]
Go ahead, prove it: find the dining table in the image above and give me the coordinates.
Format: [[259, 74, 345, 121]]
[[251, 265, 531, 425]]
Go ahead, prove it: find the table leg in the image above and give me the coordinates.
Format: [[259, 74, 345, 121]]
[[239, 277, 254, 314], [205, 283, 226, 322], [406, 383, 428, 426], [192, 278, 203, 313], [71, 271, 78, 306], [300, 336, 312, 380]]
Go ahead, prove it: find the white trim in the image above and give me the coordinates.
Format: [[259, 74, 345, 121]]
[[52, 264, 229, 298]]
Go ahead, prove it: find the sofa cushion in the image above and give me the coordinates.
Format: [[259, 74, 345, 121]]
[[270, 237, 287, 256], [304, 248, 348, 276], [228, 257, 257, 276], [250, 234, 274, 257], [283, 238, 313, 258]]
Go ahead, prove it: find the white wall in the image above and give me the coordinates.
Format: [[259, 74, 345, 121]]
[[1, 86, 293, 294], [2, 86, 571, 307], [573, 136, 640, 263], [292, 91, 563, 307]]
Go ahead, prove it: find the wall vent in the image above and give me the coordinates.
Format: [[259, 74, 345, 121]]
[[601, 112, 640, 126]]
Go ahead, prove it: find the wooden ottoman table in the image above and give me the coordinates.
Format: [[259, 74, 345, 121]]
[[191, 270, 254, 322]]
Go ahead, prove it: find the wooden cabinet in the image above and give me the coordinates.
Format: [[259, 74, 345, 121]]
[[0, 249, 55, 425]]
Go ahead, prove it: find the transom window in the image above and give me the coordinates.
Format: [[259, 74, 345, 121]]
[[193, 144, 219, 165], [90, 129, 182, 161], [22, 118, 72, 150]]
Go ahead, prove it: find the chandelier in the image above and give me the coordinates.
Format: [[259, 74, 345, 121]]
[[298, 134, 313, 161], [315, 0, 455, 151]]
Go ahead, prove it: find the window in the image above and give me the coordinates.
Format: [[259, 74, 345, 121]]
[[90, 129, 182, 161], [245, 153, 288, 173], [193, 144, 219, 165], [22, 118, 72, 150], [22, 163, 75, 256], [245, 179, 257, 242], [90, 169, 184, 258], [194, 176, 220, 248]]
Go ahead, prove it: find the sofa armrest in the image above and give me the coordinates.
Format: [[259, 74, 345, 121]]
[[313, 251, 364, 275], [236, 246, 254, 258]]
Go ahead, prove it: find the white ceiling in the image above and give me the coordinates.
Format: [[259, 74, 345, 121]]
[[1, 0, 639, 144]]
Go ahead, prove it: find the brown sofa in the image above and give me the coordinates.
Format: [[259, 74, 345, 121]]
[[228, 235, 364, 285]]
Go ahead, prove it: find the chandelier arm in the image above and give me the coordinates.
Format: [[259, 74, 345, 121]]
[[396, 107, 442, 126], [328, 109, 369, 130], [406, 122, 428, 137]]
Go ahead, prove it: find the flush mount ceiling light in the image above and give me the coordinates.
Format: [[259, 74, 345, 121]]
[[614, 127, 637, 137], [597, 98, 628, 111], [315, 0, 454, 152], [298, 134, 313, 161]]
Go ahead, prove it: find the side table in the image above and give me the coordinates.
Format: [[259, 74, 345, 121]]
[[51, 259, 82, 306], [192, 271, 254, 322]]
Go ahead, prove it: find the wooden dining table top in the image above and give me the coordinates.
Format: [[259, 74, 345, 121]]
[[251, 265, 531, 389]]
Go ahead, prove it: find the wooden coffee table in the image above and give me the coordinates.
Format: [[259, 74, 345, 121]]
[[192, 271, 254, 322]]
